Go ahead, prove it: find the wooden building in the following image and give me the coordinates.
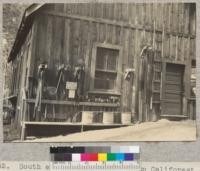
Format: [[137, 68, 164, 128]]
[[6, 3, 196, 139]]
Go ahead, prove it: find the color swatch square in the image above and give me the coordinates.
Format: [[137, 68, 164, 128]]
[[124, 153, 134, 161], [81, 154, 90, 161], [107, 153, 116, 161], [63, 153, 72, 161], [89, 154, 98, 161], [54, 153, 64, 161], [98, 153, 107, 161], [115, 153, 124, 161], [72, 153, 81, 161]]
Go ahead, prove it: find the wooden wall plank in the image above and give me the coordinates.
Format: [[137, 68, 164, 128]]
[[143, 3, 147, 26], [78, 20, 84, 60], [128, 29, 134, 67], [113, 26, 119, 45], [175, 4, 179, 33], [177, 36, 181, 61], [170, 3, 174, 32], [122, 3, 128, 22], [70, 19, 80, 66], [111, 25, 116, 44], [54, 3, 64, 12], [45, 15, 53, 67], [183, 37, 187, 61], [113, 3, 118, 21], [138, 4, 143, 26], [38, 15, 47, 63], [180, 4, 184, 33], [107, 24, 113, 44], [102, 3, 107, 19], [172, 4, 177, 33], [96, 22, 100, 43], [84, 21, 92, 92], [129, 29, 136, 116], [129, 3, 136, 25], [180, 37, 184, 61], [63, 3, 71, 14], [109, 3, 114, 20], [128, 29, 134, 114], [55, 16, 63, 65], [135, 3, 140, 25], [121, 28, 130, 111], [150, 4, 154, 29], [117, 3, 123, 21], [63, 18, 71, 64], [158, 4, 163, 30], [153, 4, 157, 29], [183, 37, 192, 116], [141, 3, 145, 27], [99, 23, 105, 43], [184, 4, 189, 34], [82, 21, 89, 63], [190, 38, 195, 60], [165, 3, 169, 32], [145, 4, 150, 27]]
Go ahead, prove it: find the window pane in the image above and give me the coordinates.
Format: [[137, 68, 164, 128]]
[[96, 48, 106, 69], [107, 50, 118, 70], [94, 72, 116, 90]]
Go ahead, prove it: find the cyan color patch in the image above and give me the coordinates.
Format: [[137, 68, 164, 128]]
[[115, 153, 124, 161]]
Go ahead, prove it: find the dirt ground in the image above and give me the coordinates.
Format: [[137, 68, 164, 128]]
[[22, 119, 196, 142]]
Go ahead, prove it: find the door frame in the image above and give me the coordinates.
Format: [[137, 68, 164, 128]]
[[161, 60, 186, 117]]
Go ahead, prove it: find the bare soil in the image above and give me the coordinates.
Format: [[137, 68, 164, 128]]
[[22, 119, 196, 142]]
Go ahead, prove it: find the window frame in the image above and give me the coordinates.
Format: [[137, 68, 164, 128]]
[[90, 43, 123, 95]]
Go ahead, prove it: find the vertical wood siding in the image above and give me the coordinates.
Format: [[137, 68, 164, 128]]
[[24, 3, 196, 115]]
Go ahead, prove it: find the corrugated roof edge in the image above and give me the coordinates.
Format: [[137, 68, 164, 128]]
[[7, 4, 45, 63]]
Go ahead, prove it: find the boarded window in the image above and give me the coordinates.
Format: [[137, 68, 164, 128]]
[[94, 47, 119, 90]]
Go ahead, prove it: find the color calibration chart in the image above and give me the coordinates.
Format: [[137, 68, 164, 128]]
[[50, 146, 140, 170]]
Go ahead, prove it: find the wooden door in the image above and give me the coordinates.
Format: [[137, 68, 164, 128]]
[[162, 63, 184, 116]]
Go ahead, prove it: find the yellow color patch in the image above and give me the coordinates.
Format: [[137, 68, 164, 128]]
[[98, 153, 107, 161]]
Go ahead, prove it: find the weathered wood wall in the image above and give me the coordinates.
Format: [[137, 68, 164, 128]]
[[10, 3, 196, 124], [10, 27, 33, 127]]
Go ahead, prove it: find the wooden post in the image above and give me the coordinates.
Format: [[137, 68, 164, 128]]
[[21, 122, 26, 141], [28, 20, 38, 98], [183, 37, 191, 116], [161, 61, 166, 116], [133, 28, 139, 122]]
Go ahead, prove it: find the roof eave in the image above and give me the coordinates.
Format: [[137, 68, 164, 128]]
[[7, 4, 45, 63]]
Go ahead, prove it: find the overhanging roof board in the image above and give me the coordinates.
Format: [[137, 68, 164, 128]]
[[7, 4, 45, 63]]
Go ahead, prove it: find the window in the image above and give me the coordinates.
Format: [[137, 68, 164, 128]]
[[90, 43, 122, 93], [94, 47, 119, 90]]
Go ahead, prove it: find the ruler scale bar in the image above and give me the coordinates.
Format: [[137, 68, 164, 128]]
[[49, 146, 140, 170], [51, 161, 140, 170]]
